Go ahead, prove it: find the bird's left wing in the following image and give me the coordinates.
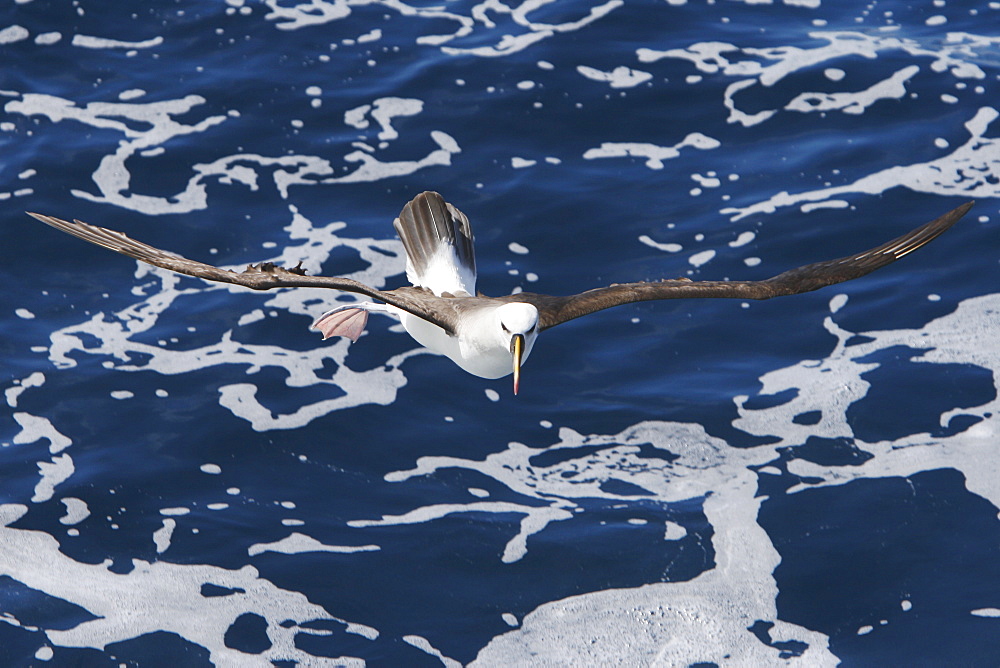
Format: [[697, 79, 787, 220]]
[[26, 212, 460, 334], [516, 201, 973, 331]]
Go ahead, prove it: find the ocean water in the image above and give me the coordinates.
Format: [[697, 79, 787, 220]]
[[2, 0, 1000, 665]]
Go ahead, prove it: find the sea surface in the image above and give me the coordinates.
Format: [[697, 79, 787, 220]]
[[2, 0, 1000, 665]]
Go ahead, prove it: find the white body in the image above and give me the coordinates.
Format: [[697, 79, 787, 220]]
[[396, 304, 537, 379]]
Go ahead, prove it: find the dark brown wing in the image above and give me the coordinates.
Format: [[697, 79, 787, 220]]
[[514, 201, 973, 331], [26, 212, 461, 334]]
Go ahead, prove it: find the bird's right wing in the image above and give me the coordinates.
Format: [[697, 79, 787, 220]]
[[392, 191, 477, 296], [517, 201, 973, 331], [26, 212, 460, 334]]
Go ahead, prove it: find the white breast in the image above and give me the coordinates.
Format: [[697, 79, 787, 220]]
[[397, 308, 535, 379]]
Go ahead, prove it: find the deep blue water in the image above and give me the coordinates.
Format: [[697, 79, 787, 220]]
[[2, 1, 1000, 665]]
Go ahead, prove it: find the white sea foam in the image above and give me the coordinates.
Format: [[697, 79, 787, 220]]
[[722, 106, 1000, 220], [247, 532, 380, 556], [71, 34, 163, 49], [262, 0, 622, 58], [639, 30, 998, 129], [5, 92, 458, 215], [739, 294, 1000, 514], [664, 521, 687, 540], [58, 498, 91, 526], [576, 65, 652, 88], [6, 373, 46, 409], [583, 133, 721, 169], [785, 65, 920, 115], [638, 235, 683, 253], [439, 1, 624, 57], [688, 249, 716, 268], [350, 500, 574, 564], [306, 290, 1000, 664], [344, 97, 423, 141], [403, 635, 462, 667], [0, 25, 29, 44], [12, 412, 71, 454], [34, 31, 62, 45], [971, 608, 1000, 617], [32, 455, 74, 504], [153, 518, 176, 554], [464, 419, 838, 664], [0, 505, 373, 664]]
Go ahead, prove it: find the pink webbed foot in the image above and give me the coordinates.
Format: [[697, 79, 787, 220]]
[[310, 306, 370, 343]]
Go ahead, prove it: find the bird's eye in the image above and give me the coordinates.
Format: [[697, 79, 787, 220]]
[[501, 323, 510, 333]]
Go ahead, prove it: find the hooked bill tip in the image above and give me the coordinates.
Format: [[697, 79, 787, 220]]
[[512, 333, 524, 396]]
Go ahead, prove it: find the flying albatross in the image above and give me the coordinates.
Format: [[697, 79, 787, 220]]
[[28, 194, 972, 394]]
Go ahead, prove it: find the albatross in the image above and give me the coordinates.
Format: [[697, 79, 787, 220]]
[[28, 193, 972, 394]]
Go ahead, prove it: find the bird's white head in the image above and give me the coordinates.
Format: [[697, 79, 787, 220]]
[[496, 302, 539, 395]]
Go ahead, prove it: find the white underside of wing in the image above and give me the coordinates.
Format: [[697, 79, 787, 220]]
[[406, 245, 476, 297]]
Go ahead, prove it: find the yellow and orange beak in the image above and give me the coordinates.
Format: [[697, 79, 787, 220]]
[[511, 333, 524, 395]]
